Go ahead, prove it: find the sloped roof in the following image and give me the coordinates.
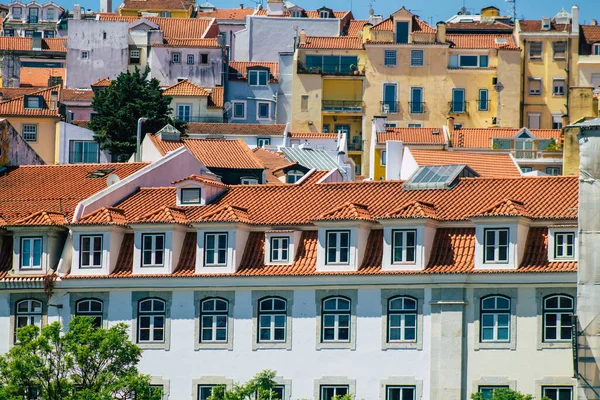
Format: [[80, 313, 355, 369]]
[[97, 14, 214, 39], [196, 7, 255, 19], [153, 38, 219, 48], [407, 149, 521, 178], [0, 37, 66, 52], [252, 147, 292, 183], [519, 19, 572, 33], [0, 87, 42, 100], [381, 201, 438, 220], [121, 0, 195, 11], [171, 174, 228, 188], [280, 147, 340, 171], [206, 86, 223, 108], [453, 128, 562, 148], [472, 198, 530, 218], [0, 85, 61, 117], [148, 135, 265, 170], [61, 88, 94, 102], [299, 36, 363, 50], [446, 20, 513, 32], [9, 210, 67, 227], [447, 34, 519, 50], [133, 206, 188, 224], [91, 77, 111, 87], [315, 202, 373, 222], [346, 19, 368, 36], [229, 61, 279, 81], [372, 15, 434, 34], [581, 25, 600, 44], [185, 122, 286, 136], [201, 204, 251, 223], [162, 79, 210, 97], [288, 132, 337, 139], [377, 128, 446, 145], [72, 206, 128, 226], [254, 8, 350, 19], [20, 67, 65, 87]]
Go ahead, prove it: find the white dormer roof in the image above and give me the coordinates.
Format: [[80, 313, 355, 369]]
[[128, 18, 160, 31]]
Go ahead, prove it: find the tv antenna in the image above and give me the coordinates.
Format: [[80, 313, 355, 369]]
[[506, 0, 516, 22]]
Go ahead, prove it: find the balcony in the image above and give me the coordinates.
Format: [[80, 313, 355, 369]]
[[448, 101, 468, 114], [380, 101, 399, 114], [297, 61, 365, 77], [348, 141, 362, 152], [28, 15, 38, 24], [322, 100, 364, 113], [408, 102, 426, 114], [175, 115, 224, 123], [511, 150, 562, 160]]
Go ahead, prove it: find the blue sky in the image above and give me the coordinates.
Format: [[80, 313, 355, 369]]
[[67, 0, 596, 23]]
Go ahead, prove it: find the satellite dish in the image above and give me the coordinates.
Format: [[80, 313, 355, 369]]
[[224, 102, 232, 111], [106, 174, 120, 187]]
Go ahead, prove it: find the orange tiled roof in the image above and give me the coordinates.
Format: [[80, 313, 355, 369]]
[[377, 128, 446, 145], [0, 37, 66, 52], [121, 0, 195, 11], [171, 174, 228, 188], [133, 206, 188, 224], [72, 207, 129, 226], [407, 149, 521, 178], [206, 86, 223, 108], [372, 16, 434, 34], [8, 210, 67, 227], [162, 79, 210, 97], [519, 20, 572, 33], [453, 128, 562, 148], [97, 15, 214, 39], [582, 25, 600, 44], [61, 88, 94, 102], [91, 77, 111, 87], [186, 122, 286, 135], [20, 67, 65, 87], [346, 19, 368, 36], [315, 202, 374, 222], [382, 201, 438, 220], [154, 38, 220, 48], [254, 9, 350, 19], [473, 199, 530, 218], [252, 147, 291, 184], [229, 61, 279, 81], [0, 85, 62, 117], [447, 34, 519, 50], [299, 36, 363, 50], [201, 204, 251, 223], [196, 7, 255, 19], [446, 21, 513, 32], [0, 163, 148, 224], [148, 135, 265, 170], [0, 87, 43, 100], [288, 132, 337, 139]]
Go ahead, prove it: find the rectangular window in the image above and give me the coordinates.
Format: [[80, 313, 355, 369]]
[[80, 235, 102, 268], [81, 51, 89, 60], [381, 150, 387, 166], [410, 50, 424, 67], [141, 234, 165, 267], [270, 237, 289, 263], [47, 8, 55, 20], [552, 114, 563, 129], [392, 230, 416, 264], [181, 188, 201, 204], [272, 386, 284, 399], [322, 124, 330, 133], [555, 232, 574, 258], [319, 10, 329, 18], [4, 29, 14, 36], [459, 55, 478, 67], [160, 11, 171, 17], [69, 140, 99, 163], [241, 178, 258, 185], [553, 41, 567, 59], [542, 387, 572, 400], [171, 52, 181, 64], [22, 124, 37, 141], [12, 7, 21, 18], [187, 54, 195, 65], [594, 44, 600, 56], [528, 78, 542, 95], [177, 104, 192, 122], [204, 233, 228, 266], [484, 228, 509, 263], [129, 49, 140, 64], [43, 30, 55, 38], [25, 97, 41, 109], [395, 21, 409, 43], [232, 102, 245, 119], [529, 41, 542, 59], [407, 123, 422, 128], [528, 113, 541, 129], [553, 78, 565, 96], [478, 89, 489, 111], [20, 237, 42, 269], [451, 88, 466, 113], [384, 50, 397, 66], [257, 102, 270, 119], [198, 385, 216, 400], [479, 386, 510, 400], [257, 137, 270, 147], [321, 386, 349, 400], [326, 230, 350, 265], [198, 53, 208, 64], [410, 87, 424, 113], [386, 386, 416, 400], [520, 166, 533, 173], [383, 83, 398, 113], [546, 166, 561, 176], [249, 70, 269, 86], [301, 95, 309, 111]]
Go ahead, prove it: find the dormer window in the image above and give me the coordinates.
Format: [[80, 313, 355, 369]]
[[25, 96, 42, 109], [326, 230, 350, 265], [392, 229, 416, 264], [319, 10, 329, 18], [12, 7, 22, 18], [141, 233, 165, 267], [47, 7, 55, 20], [554, 232, 574, 259], [484, 228, 509, 263], [248, 70, 269, 86], [80, 235, 102, 268], [241, 177, 259, 185], [204, 232, 228, 266], [287, 170, 304, 183], [593, 44, 600, 56], [181, 188, 201, 205], [395, 21, 409, 44], [20, 237, 42, 269], [291, 10, 301, 17], [270, 237, 289, 263]]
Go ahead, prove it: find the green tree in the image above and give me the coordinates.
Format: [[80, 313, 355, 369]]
[[0, 317, 160, 400], [208, 370, 280, 400], [89, 66, 185, 160], [471, 388, 550, 400]]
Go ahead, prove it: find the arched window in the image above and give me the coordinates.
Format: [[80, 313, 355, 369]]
[[258, 297, 287, 342], [16, 299, 42, 331], [480, 295, 511, 342], [138, 298, 166, 343], [322, 296, 351, 342], [200, 298, 228, 343], [387, 296, 417, 342], [286, 170, 304, 184], [543, 295, 574, 342], [75, 299, 103, 327]]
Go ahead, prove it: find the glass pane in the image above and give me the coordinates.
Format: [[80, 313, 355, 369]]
[[215, 299, 227, 311], [404, 298, 416, 310], [402, 388, 415, 400], [216, 328, 227, 341], [560, 328, 572, 340], [273, 299, 286, 311], [143, 250, 152, 265], [274, 315, 286, 327], [545, 327, 557, 340], [155, 235, 164, 250], [206, 235, 215, 250], [339, 249, 348, 263], [481, 314, 494, 327], [139, 329, 150, 341], [260, 328, 271, 341], [327, 248, 337, 263], [328, 232, 337, 248], [498, 314, 510, 327], [499, 231, 508, 245], [32, 239, 41, 266], [217, 249, 227, 264], [340, 233, 349, 247], [498, 246, 507, 261], [323, 314, 335, 326], [405, 314, 416, 327], [274, 328, 285, 341], [323, 299, 336, 311], [338, 314, 350, 327], [389, 298, 402, 310], [17, 301, 30, 313], [486, 230, 495, 246], [497, 297, 510, 309], [482, 327, 494, 341], [498, 327, 509, 341], [259, 315, 271, 328], [389, 327, 401, 341], [404, 328, 416, 341], [154, 317, 164, 329], [143, 235, 152, 250], [202, 300, 215, 311], [406, 248, 415, 263], [153, 300, 165, 312], [93, 251, 101, 266], [323, 327, 335, 341], [216, 315, 227, 328], [389, 314, 401, 328], [338, 327, 349, 341], [482, 297, 495, 310], [546, 296, 559, 309], [338, 298, 350, 311], [154, 329, 164, 341], [140, 301, 152, 312], [545, 313, 557, 325], [202, 328, 212, 341], [560, 296, 573, 309], [90, 301, 102, 312]]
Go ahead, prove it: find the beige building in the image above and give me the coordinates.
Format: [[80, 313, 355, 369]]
[[162, 80, 223, 123]]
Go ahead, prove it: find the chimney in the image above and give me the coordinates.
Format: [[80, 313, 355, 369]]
[[571, 5, 579, 34], [385, 140, 404, 180], [446, 116, 455, 137], [50, 90, 58, 110], [266, 0, 285, 16], [592, 19, 598, 26], [299, 29, 307, 45], [73, 4, 81, 19], [240, 3, 243, 8], [372, 115, 387, 134], [100, 0, 112, 14], [561, 114, 569, 129], [32, 32, 42, 51], [436, 21, 446, 43]]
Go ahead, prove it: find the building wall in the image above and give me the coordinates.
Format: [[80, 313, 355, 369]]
[[0, 118, 45, 166], [119, 8, 190, 18], [169, 95, 222, 122], [276, 53, 294, 125], [226, 80, 277, 123], [66, 20, 129, 89], [148, 47, 223, 87], [56, 121, 110, 164], [2, 116, 58, 163]]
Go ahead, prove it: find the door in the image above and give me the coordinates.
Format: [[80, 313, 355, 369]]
[[410, 87, 423, 113], [29, 7, 38, 23], [395, 21, 409, 44], [177, 104, 191, 122], [383, 83, 397, 113], [515, 140, 534, 159], [451, 88, 465, 113]]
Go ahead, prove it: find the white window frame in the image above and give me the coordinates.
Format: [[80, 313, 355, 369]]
[[546, 166, 561, 176], [160, 11, 171, 17], [22, 124, 38, 141], [392, 229, 416, 264], [181, 188, 201, 205], [270, 237, 289, 263], [187, 54, 195, 65], [232, 101, 246, 120], [386, 386, 416, 400], [384, 50, 397, 66], [129, 49, 140, 63], [200, 298, 228, 343], [137, 298, 166, 343], [47, 7, 55, 20], [319, 10, 329, 18], [320, 385, 349, 400], [257, 137, 270, 148], [410, 49, 424, 67], [81, 50, 89, 60], [387, 296, 417, 342], [543, 294, 573, 342], [458, 54, 488, 68], [16, 299, 43, 331], [258, 297, 287, 342], [80, 235, 102, 268], [25, 97, 41, 109], [171, 52, 181, 64], [483, 228, 509, 264], [248, 70, 269, 86], [554, 232, 574, 259], [321, 296, 351, 342], [204, 232, 228, 266], [287, 170, 304, 183], [20, 237, 42, 269], [141, 233, 165, 267], [240, 177, 258, 185], [542, 386, 573, 400], [325, 230, 350, 265], [256, 102, 271, 120], [480, 295, 511, 342], [11, 7, 22, 18], [381, 150, 387, 166], [553, 78, 565, 96], [75, 299, 103, 327]]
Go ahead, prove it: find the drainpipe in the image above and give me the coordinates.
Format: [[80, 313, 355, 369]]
[[565, 37, 571, 117], [520, 39, 526, 127], [136, 117, 148, 162]]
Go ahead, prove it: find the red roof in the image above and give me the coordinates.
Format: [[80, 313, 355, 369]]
[[153, 38, 219, 48], [372, 16, 434, 34], [186, 122, 286, 136], [229, 61, 279, 81], [0, 37, 66, 52], [453, 128, 562, 148], [0, 85, 62, 117], [299, 36, 363, 50], [447, 34, 519, 50], [346, 19, 368, 36], [61, 88, 94, 102], [582, 25, 600, 44], [446, 21, 513, 32], [91, 77, 111, 87], [252, 147, 291, 184], [121, 0, 195, 11], [519, 20, 572, 33], [377, 128, 446, 145], [162, 80, 210, 97], [97, 15, 215, 39], [407, 149, 521, 178], [196, 7, 255, 19], [20, 67, 65, 87]]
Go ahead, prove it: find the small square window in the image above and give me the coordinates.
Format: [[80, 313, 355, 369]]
[[129, 49, 140, 64], [232, 102, 245, 119], [81, 51, 89, 60], [326, 230, 350, 265], [553, 79, 565, 96], [22, 124, 37, 141], [410, 50, 424, 67], [172, 52, 181, 64], [319, 10, 329, 18], [484, 228, 509, 263], [141, 234, 165, 267], [529, 78, 542, 96], [200, 53, 209, 64], [249, 70, 269, 86], [257, 102, 270, 119], [181, 188, 201, 204], [270, 237, 289, 262], [160, 11, 171, 17], [204, 233, 228, 266], [257, 137, 270, 147], [554, 232, 574, 258], [187, 54, 195, 65], [384, 50, 397, 66]]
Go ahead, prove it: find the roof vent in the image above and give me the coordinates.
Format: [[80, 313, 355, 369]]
[[87, 168, 115, 178], [494, 37, 508, 45], [554, 8, 571, 25], [541, 16, 551, 30]]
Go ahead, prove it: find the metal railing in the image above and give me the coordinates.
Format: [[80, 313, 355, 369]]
[[348, 141, 362, 151], [28, 15, 38, 23], [380, 101, 399, 114], [297, 62, 366, 76], [322, 100, 364, 113], [448, 101, 468, 114], [408, 102, 426, 114]]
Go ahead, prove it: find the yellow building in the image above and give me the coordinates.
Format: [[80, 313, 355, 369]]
[[0, 86, 62, 164], [162, 79, 224, 123], [292, 35, 366, 172], [516, 7, 580, 129], [118, 0, 195, 18]]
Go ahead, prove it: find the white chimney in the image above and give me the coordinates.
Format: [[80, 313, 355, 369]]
[[571, 5, 579, 34], [372, 115, 387, 134], [73, 4, 81, 20], [385, 141, 403, 180], [100, 0, 112, 13]]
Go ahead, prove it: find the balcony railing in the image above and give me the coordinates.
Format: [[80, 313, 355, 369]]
[[322, 100, 364, 113], [297, 62, 366, 76], [348, 141, 362, 151], [408, 102, 426, 114], [477, 100, 491, 111], [28, 15, 38, 23], [176, 115, 224, 123], [448, 101, 469, 114], [380, 101, 399, 114]]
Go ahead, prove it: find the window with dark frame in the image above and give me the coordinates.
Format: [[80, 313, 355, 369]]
[[270, 237, 289, 263], [483, 228, 509, 263], [386, 386, 416, 400], [392, 229, 416, 264], [543, 294, 573, 342], [75, 299, 103, 327], [181, 188, 201, 204], [137, 298, 166, 343]]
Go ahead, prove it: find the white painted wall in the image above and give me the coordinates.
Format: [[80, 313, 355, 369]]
[[57, 122, 111, 164]]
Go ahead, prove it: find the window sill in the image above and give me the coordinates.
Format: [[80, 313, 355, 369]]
[[316, 341, 355, 350], [382, 341, 422, 350], [538, 341, 571, 350], [253, 341, 292, 351], [475, 341, 515, 351], [138, 341, 170, 350], [195, 342, 233, 351]]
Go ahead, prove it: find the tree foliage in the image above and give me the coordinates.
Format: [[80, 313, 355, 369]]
[[471, 388, 550, 400], [89, 66, 185, 160], [207, 370, 280, 400], [0, 317, 160, 400]]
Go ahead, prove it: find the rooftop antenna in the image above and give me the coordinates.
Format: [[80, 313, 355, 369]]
[[506, 0, 516, 22]]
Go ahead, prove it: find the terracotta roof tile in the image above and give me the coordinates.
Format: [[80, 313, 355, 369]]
[[381, 201, 438, 220], [408, 149, 521, 177], [372, 16, 434, 34], [61, 88, 94, 102], [154, 38, 219, 48], [0, 163, 148, 224], [288, 132, 337, 139], [173, 232, 197, 275], [110, 233, 134, 277], [186, 123, 286, 136], [519, 227, 577, 272], [0, 87, 43, 100], [447, 34, 519, 50], [91, 77, 111, 87], [148, 135, 264, 169], [425, 228, 474, 273], [315, 202, 373, 222], [73, 207, 128, 226], [206, 86, 223, 108], [0, 37, 66, 52], [20, 67, 65, 87], [9, 210, 67, 227], [97, 15, 215, 39], [171, 174, 228, 187], [299, 170, 330, 184], [121, 0, 195, 11], [472, 199, 530, 218], [582, 25, 600, 44], [346, 19, 368, 36], [299, 36, 363, 50], [453, 128, 561, 148], [0, 85, 61, 117], [162, 79, 210, 97], [446, 21, 513, 32], [133, 206, 188, 224], [519, 20, 572, 33], [199, 204, 250, 223], [252, 148, 290, 183], [377, 128, 446, 145], [196, 7, 254, 19], [229, 61, 279, 81]]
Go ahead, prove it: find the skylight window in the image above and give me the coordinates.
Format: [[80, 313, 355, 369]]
[[404, 164, 478, 191], [87, 168, 115, 178], [494, 38, 508, 45]]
